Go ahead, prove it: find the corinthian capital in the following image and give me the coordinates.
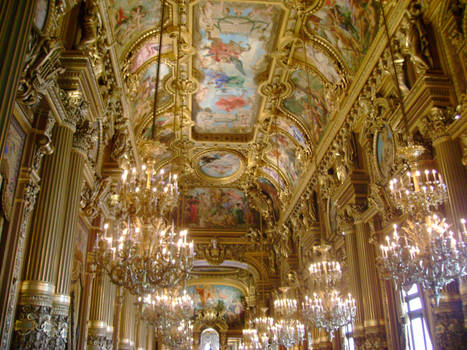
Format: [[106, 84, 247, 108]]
[[60, 89, 89, 131], [73, 120, 96, 156], [423, 107, 450, 142]]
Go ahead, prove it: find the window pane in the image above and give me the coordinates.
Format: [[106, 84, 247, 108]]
[[406, 284, 419, 296], [408, 297, 422, 311]]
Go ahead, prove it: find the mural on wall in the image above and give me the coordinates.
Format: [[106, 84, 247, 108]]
[[34, 0, 49, 30], [307, 0, 380, 72], [283, 69, 330, 145], [257, 177, 280, 218], [376, 124, 395, 178], [129, 34, 172, 73], [266, 134, 301, 186], [131, 63, 170, 124], [198, 151, 241, 178], [110, 0, 162, 51], [183, 188, 258, 229], [187, 284, 245, 328], [276, 117, 307, 148], [192, 0, 282, 134], [1, 118, 26, 220]]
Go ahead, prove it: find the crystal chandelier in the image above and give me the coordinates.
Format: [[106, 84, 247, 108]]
[[388, 143, 447, 220], [140, 288, 194, 334], [270, 319, 305, 349], [303, 290, 356, 340], [377, 215, 467, 304], [162, 319, 194, 350], [95, 217, 194, 295], [273, 287, 298, 319], [120, 161, 179, 221], [272, 288, 304, 349], [303, 245, 356, 340], [308, 245, 342, 288]]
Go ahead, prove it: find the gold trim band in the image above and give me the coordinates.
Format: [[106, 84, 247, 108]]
[[20, 281, 55, 295]]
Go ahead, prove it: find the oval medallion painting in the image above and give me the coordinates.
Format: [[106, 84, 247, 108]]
[[198, 151, 241, 179], [376, 124, 395, 178]]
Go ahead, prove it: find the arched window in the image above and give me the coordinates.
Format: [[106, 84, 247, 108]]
[[200, 328, 220, 350]]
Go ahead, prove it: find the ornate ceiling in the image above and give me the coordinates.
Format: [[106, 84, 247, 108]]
[[108, 0, 381, 231]]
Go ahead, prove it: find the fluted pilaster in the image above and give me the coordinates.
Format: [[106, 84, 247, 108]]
[[87, 272, 108, 350], [355, 222, 387, 349], [118, 291, 134, 350], [344, 229, 365, 346], [12, 124, 74, 349]]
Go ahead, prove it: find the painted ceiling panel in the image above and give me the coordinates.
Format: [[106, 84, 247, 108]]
[[266, 133, 301, 186], [192, 0, 283, 135], [109, 0, 163, 55], [182, 188, 259, 229], [306, 0, 380, 72], [129, 62, 170, 125], [282, 69, 330, 145], [198, 151, 242, 179], [127, 33, 172, 73]]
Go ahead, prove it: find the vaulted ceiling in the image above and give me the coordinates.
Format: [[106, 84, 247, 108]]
[[108, 0, 380, 231]]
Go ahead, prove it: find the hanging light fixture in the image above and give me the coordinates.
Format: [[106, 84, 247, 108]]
[[375, 0, 467, 301], [302, 245, 356, 340], [139, 288, 194, 335], [272, 287, 304, 349], [378, 215, 467, 304], [95, 219, 194, 295]]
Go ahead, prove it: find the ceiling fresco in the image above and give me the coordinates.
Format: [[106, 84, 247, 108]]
[[109, 0, 163, 54], [266, 133, 301, 186], [282, 69, 330, 145], [198, 151, 242, 179], [109, 0, 381, 231], [192, 0, 283, 136], [182, 188, 259, 230], [305, 0, 380, 72]]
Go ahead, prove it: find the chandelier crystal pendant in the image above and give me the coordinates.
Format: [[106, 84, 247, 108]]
[[378, 215, 467, 304]]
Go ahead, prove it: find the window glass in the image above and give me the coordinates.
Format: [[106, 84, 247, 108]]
[[402, 285, 433, 350]]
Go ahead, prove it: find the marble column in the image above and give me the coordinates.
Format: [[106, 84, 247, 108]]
[[12, 122, 75, 349], [51, 122, 91, 349], [87, 272, 109, 350], [355, 222, 387, 349], [343, 227, 365, 348]]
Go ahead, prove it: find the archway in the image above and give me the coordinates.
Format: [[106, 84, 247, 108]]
[[200, 328, 220, 350]]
